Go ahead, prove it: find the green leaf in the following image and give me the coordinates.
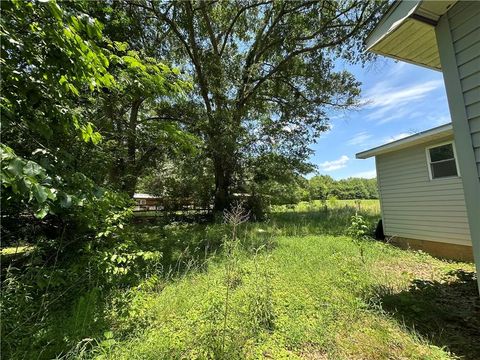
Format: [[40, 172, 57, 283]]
[[49, 1, 63, 21], [68, 83, 79, 96], [35, 205, 49, 219], [114, 41, 128, 52], [32, 183, 48, 203], [91, 131, 102, 145], [60, 193, 72, 208], [123, 55, 146, 70], [24, 161, 44, 177], [6, 158, 24, 177]]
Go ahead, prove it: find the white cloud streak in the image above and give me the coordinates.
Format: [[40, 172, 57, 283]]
[[319, 155, 349, 171], [351, 169, 377, 179], [384, 132, 411, 142], [364, 80, 444, 124], [347, 131, 372, 146]]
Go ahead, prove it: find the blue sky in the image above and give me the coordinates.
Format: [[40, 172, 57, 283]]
[[309, 58, 451, 179]]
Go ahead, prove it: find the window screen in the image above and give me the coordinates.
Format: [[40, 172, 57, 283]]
[[428, 143, 458, 179]]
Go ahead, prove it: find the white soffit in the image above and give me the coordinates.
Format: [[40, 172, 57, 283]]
[[366, 1, 457, 70], [356, 123, 453, 159]]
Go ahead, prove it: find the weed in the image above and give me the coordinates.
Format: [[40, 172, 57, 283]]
[[221, 203, 250, 355], [347, 213, 373, 264]]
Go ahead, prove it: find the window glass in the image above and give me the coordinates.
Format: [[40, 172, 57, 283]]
[[428, 143, 458, 179], [431, 159, 457, 178], [429, 144, 454, 162]]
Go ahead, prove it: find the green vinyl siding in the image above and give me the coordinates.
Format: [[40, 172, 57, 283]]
[[376, 136, 471, 247], [448, 2, 480, 177]]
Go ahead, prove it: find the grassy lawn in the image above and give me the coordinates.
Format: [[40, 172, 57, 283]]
[[86, 201, 477, 360], [4, 201, 479, 359]]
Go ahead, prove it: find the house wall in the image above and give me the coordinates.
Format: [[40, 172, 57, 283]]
[[376, 135, 471, 247], [435, 1, 480, 286], [447, 2, 480, 177]]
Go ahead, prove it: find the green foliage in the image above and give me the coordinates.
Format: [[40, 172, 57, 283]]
[[4, 201, 476, 359], [347, 213, 374, 264], [1, 0, 112, 144], [1, 0, 190, 247], [137, 155, 214, 209], [327, 195, 339, 208], [347, 213, 372, 242], [95, 241, 162, 283], [109, 0, 387, 210], [88, 212, 466, 360], [84, 40, 194, 195], [1, 144, 132, 233], [1, 145, 58, 218], [308, 175, 379, 200], [1, 0, 117, 228]]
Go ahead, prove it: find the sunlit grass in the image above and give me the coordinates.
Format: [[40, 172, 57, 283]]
[[86, 200, 476, 360], [4, 200, 478, 360]]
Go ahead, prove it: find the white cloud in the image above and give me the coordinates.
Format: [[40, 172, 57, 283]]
[[351, 169, 377, 179], [368, 132, 413, 148], [385, 132, 411, 142], [364, 80, 444, 124], [319, 155, 349, 171], [347, 131, 372, 146], [430, 114, 451, 126]]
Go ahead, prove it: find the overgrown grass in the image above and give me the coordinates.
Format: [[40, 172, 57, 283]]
[[2, 200, 478, 359]]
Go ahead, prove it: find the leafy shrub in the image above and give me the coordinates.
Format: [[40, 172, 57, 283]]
[[346, 213, 371, 241], [346, 213, 373, 263]]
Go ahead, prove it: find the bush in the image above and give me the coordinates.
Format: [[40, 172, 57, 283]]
[[346, 213, 373, 263]]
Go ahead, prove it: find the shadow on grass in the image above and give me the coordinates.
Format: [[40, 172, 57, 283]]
[[1, 222, 234, 360], [373, 270, 480, 359], [127, 222, 228, 276]]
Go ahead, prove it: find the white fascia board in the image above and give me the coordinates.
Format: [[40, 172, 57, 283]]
[[365, 0, 422, 51], [356, 123, 453, 159]]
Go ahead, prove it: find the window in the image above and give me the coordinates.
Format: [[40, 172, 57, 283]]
[[138, 199, 147, 205], [426, 142, 459, 179]]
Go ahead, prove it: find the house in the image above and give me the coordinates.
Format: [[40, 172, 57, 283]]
[[365, 0, 479, 289], [133, 193, 162, 211], [357, 123, 472, 260]]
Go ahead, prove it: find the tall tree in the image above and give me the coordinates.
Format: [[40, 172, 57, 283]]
[[0, 0, 190, 233], [90, 48, 193, 195], [124, 0, 386, 211]]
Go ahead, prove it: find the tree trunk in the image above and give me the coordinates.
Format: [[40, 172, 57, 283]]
[[122, 98, 143, 197], [213, 156, 231, 212]]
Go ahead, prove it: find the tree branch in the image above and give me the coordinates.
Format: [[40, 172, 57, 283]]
[[219, 0, 272, 56], [240, 2, 374, 107]]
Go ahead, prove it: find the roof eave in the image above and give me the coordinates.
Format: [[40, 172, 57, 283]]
[[365, 0, 421, 51], [365, 0, 457, 69], [356, 123, 453, 159]]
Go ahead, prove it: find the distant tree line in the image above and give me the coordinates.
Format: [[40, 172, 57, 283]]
[[307, 175, 378, 200], [138, 170, 378, 208], [258, 174, 378, 206]]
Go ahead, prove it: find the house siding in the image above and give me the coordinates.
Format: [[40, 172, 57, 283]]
[[448, 1, 480, 177], [376, 136, 471, 246]]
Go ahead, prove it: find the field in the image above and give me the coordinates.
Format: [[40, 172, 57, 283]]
[[2, 200, 479, 359]]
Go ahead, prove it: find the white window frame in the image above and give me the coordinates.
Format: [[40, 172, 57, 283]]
[[425, 140, 461, 180], [138, 199, 147, 205]]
